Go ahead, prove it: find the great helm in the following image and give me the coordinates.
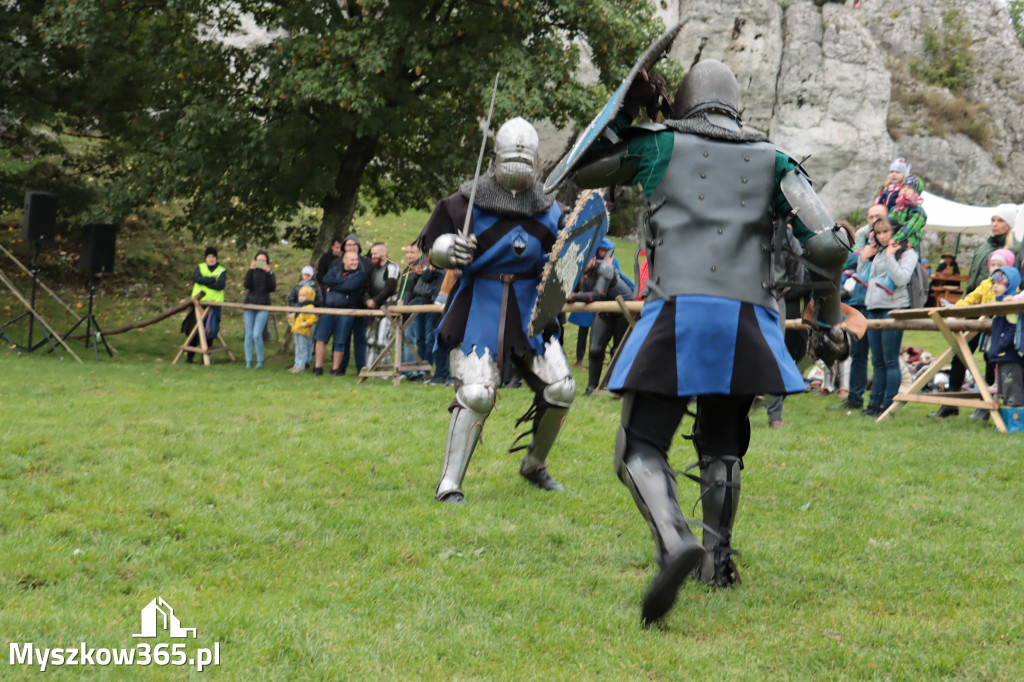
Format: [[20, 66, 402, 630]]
[[673, 59, 741, 120], [493, 117, 540, 194]]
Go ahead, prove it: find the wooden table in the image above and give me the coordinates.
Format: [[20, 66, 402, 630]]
[[883, 301, 1024, 432], [928, 272, 967, 306], [929, 273, 967, 285]]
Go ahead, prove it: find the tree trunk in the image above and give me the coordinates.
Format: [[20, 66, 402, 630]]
[[312, 136, 378, 264]]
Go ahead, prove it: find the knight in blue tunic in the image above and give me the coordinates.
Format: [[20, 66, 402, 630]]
[[417, 117, 576, 505], [569, 60, 851, 624]]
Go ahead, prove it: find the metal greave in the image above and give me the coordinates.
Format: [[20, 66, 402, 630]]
[[435, 405, 489, 501], [621, 449, 700, 567], [520, 404, 568, 472], [519, 357, 574, 473], [696, 455, 742, 585]]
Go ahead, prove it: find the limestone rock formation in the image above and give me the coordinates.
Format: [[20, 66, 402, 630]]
[[570, 0, 1024, 225]]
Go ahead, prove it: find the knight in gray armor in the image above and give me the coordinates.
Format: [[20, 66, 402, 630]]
[[416, 117, 576, 505], [569, 60, 850, 624], [365, 242, 400, 310], [567, 239, 634, 395], [364, 242, 401, 361]]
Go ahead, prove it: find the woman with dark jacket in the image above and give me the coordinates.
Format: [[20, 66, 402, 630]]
[[242, 250, 277, 368], [313, 250, 368, 376]]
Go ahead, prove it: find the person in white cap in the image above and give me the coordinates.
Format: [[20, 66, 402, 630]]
[[286, 264, 323, 370], [931, 203, 1018, 419], [289, 265, 322, 308]]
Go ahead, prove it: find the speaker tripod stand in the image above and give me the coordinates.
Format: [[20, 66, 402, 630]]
[[60, 275, 114, 361], [0, 241, 76, 360]]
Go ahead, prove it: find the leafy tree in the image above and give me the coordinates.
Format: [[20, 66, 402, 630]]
[[1, 0, 229, 225], [1011, 1, 1024, 50], [2, 1, 661, 257]]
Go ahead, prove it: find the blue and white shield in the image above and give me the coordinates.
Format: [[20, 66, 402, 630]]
[[542, 22, 684, 193], [528, 190, 609, 337]]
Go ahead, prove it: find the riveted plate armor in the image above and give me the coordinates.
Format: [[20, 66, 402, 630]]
[[646, 133, 778, 311]]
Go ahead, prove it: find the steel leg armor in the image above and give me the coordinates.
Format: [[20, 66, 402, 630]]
[[694, 455, 742, 586], [436, 349, 500, 504], [615, 392, 706, 625], [687, 395, 752, 587], [516, 340, 575, 491]]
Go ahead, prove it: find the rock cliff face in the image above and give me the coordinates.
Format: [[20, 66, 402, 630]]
[[639, 0, 1024, 219]]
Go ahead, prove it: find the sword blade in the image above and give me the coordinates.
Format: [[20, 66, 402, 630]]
[[460, 72, 500, 238]]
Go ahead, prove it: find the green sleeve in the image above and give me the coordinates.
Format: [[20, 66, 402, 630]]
[[604, 112, 674, 200], [774, 152, 815, 243], [625, 131, 675, 200]]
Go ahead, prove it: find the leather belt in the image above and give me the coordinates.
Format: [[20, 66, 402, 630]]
[[475, 272, 539, 370], [475, 273, 538, 283]]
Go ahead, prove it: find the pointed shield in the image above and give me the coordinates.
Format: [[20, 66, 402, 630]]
[[528, 190, 609, 337], [543, 22, 684, 193]]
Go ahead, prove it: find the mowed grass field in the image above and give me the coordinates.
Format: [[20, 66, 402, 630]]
[[1, 320, 1022, 680]]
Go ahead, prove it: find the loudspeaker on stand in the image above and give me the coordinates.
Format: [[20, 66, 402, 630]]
[[80, 223, 118, 275], [22, 191, 58, 243]]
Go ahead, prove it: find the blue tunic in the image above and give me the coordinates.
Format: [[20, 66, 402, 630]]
[[419, 191, 562, 359]]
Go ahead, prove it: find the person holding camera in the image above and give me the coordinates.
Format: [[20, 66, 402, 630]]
[[242, 250, 277, 369]]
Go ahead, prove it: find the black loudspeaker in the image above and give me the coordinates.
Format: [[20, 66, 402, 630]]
[[22, 191, 58, 242], [80, 223, 118, 275]]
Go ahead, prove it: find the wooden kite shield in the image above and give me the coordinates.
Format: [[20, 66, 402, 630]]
[[528, 190, 609, 337], [543, 22, 684, 193]]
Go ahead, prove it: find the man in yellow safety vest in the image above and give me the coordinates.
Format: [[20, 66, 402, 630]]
[[183, 246, 227, 363]]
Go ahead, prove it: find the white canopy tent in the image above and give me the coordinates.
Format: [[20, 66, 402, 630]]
[[921, 191, 1024, 242]]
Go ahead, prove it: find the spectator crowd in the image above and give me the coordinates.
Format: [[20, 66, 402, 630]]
[[183, 234, 451, 383], [182, 155, 1023, 420], [795, 157, 1023, 423]]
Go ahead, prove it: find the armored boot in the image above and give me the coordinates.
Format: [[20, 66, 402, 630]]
[[517, 405, 568, 491], [620, 450, 706, 625], [687, 395, 751, 587], [516, 371, 575, 492], [435, 384, 494, 504], [694, 455, 743, 587]]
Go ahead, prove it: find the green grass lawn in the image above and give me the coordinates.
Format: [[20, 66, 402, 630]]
[[2, 321, 1022, 680], [1, 209, 1015, 678]]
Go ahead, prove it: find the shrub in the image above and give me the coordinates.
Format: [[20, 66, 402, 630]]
[[890, 70, 992, 150], [606, 186, 642, 238], [845, 208, 866, 228], [908, 10, 974, 94]]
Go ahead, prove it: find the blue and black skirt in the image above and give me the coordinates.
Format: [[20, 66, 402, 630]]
[[608, 295, 805, 397]]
